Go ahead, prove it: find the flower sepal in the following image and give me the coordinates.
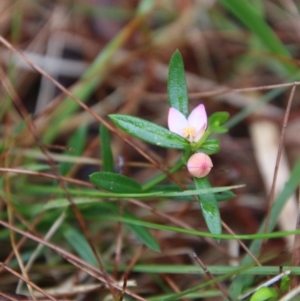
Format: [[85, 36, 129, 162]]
[[208, 111, 230, 134], [208, 111, 230, 126], [209, 125, 228, 134]]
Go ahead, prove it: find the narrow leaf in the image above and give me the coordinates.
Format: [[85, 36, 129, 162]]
[[100, 124, 114, 172], [250, 287, 278, 301], [280, 275, 290, 292], [124, 212, 160, 252], [63, 225, 97, 265], [59, 125, 87, 175], [109, 114, 189, 149], [194, 177, 222, 236], [168, 50, 189, 116], [90, 171, 142, 193]]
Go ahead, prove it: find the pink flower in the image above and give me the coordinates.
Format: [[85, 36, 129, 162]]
[[168, 104, 207, 142], [187, 153, 213, 178]]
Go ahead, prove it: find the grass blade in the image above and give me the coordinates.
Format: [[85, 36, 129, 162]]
[[100, 124, 114, 172], [219, 0, 296, 74], [59, 125, 87, 175]]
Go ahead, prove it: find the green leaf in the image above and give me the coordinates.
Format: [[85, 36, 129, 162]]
[[59, 125, 88, 175], [250, 287, 278, 301], [168, 50, 189, 117], [124, 211, 160, 252], [197, 139, 220, 155], [63, 225, 97, 266], [109, 114, 189, 149], [208, 112, 229, 134], [280, 275, 290, 293], [90, 171, 142, 193], [208, 112, 230, 126], [194, 177, 222, 236], [209, 125, 228, 134], [100, 124, 114, 172]]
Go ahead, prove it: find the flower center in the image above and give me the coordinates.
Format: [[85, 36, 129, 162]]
[[183, 126, 196, 141]]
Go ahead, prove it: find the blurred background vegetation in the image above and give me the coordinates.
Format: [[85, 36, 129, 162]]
[[1, 0, 300, 300]]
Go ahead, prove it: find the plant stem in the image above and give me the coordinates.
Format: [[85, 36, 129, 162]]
[[141, 159, 186, 191]]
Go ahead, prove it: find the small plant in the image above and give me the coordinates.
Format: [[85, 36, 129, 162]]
[[90, 50, 231, 236]]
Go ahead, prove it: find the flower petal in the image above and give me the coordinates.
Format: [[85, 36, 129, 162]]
[[187, 104, 207, 134], [168, 107, 188, 137], [194, 124, 206, 142]]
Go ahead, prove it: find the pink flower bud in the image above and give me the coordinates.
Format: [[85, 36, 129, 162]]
[[187, 153, 213, 178]]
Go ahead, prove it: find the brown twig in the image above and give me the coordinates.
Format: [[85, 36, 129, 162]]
[[263, 84, 296, 247], [144, 81, 300, 100], [192, 252, 233, 301], [163, 275, 189, 301], [0, 263, 57, 301], [291, 189, 300, 288], [0, 167, 93, 187]]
